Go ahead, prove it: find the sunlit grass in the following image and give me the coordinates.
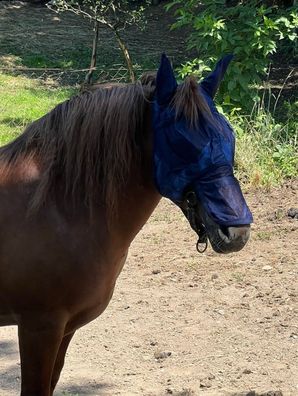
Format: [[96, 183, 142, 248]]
[[231, 103, 298, 187], [0, 73, 75, 145]]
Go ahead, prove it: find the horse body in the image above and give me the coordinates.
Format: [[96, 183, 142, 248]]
[[0, 149, 160, 395], [0, 54, 252, 395], [0, 157, 160, 326]]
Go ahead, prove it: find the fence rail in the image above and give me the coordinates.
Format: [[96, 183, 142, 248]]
[[0, 64, 144, 85]]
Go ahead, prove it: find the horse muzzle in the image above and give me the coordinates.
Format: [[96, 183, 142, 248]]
[[195, 209, 250, 254], [209, 224, 250, 253], [180, 191, 251, 254]]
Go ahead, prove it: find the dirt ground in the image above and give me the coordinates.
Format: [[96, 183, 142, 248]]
[[0, 183, 297, 396]]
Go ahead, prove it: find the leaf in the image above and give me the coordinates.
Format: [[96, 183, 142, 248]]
[[228, 80, 236, 91]]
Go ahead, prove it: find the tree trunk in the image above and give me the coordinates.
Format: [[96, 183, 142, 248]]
[[85, 20, 99, 85], [113, 28, 135, 83]]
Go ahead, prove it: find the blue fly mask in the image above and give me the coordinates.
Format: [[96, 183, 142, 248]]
[[152, 54, 253, 253]]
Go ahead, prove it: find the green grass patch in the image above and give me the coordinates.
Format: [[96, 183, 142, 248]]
[[255, 231, 273, 241], [0, 73, 75, 145], [16, 46, 92, 70], [231, 104, 298, 187]]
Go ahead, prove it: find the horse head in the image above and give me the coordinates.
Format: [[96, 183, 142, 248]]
[[152, 54, 253, 254]]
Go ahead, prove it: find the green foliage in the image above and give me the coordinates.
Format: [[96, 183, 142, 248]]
[[230, 103, 297, 186], [178, 58, 211, 79], [167, 0, 298, 111]]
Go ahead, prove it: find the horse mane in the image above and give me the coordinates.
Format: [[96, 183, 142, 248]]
[[0, 79, 155, 214], [0, 72, 209, 214], [172, 75, 212, 128]]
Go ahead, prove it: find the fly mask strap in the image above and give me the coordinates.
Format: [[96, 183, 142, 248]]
[[183, 191, 208, 253]]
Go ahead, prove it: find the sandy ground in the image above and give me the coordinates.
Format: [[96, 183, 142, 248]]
[[0, 183, 297, 396]]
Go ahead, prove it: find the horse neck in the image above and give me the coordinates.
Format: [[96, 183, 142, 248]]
[[109, 110, 161, 247], [112, 178, 161, 246]]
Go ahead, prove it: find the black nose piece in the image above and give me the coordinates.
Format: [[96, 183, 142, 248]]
[[217, 225, 250, 253]]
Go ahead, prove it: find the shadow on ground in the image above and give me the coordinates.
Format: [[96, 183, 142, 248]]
[[230, 391, 283, 396], [0, 364, 21, 393], [0, 1, 187, 86], [0, 339, 20, 393], [0, 340, 18, 358], [56, 381, 115, 395]]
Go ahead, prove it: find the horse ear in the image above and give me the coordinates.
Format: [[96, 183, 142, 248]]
[[200, 54, 234, 99], [156, 53, 178, 106]]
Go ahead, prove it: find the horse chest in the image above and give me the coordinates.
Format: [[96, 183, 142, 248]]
[[63, 253, 128, 332]]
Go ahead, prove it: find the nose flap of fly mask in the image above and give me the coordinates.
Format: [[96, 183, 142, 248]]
[[194, 169, 253, 226]]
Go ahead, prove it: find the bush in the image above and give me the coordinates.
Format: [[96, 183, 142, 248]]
[[167, 0, 298, 111]]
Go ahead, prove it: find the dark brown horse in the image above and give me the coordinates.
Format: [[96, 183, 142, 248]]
[[0, 55, 251, 395]]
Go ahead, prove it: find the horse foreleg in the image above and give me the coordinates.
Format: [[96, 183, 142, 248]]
[[18, 318, 65, 396], [50, 331, 75, 395]]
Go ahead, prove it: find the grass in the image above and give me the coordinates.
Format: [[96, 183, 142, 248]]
[[0, 73, 75, 145], [255, 231, 273, 241], [231, 102, 298, 188], [18, 45, 92, 70]]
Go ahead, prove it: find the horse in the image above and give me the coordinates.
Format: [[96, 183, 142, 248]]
[[0, 54, 252, 396]]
